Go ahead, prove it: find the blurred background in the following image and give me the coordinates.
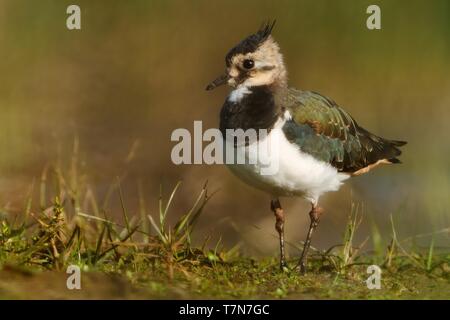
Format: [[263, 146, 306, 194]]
[[0, 0, 449, 256]]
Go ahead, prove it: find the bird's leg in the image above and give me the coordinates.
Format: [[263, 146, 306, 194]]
[[271, 198, 287, 270], [298, 203, 323, 274]]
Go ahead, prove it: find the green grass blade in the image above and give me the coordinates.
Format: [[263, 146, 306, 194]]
[[94, 224, 107, 264], [426, 238, 435, 271], [148, 214, 168, 246], [117, 178, 131, 235], [160, 181, 182, 228]]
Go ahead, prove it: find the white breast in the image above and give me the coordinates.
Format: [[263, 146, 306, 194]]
[[225, 114, 350, 203]]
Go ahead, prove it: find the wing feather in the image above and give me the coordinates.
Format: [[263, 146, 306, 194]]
[[282, 89, 406, 173]]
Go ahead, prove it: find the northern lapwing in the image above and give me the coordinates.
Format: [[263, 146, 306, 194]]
[[206, 21, 406, 273]]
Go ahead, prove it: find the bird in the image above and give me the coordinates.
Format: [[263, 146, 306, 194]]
[[206, 21, 406, 273]]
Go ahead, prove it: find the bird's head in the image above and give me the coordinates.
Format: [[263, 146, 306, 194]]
[[206, 21, 287, 91]]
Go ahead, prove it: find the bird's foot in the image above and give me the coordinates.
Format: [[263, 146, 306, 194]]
[[295, 205, 323, 275], [292, 263, 307, 275], [297, 261, 307, 275], [280, 259, 289, 272]]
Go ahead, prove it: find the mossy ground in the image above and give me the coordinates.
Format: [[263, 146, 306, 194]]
[[1, 255, 449, 299]]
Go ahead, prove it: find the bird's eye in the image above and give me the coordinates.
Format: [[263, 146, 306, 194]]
[[243, 59, 255, 69]]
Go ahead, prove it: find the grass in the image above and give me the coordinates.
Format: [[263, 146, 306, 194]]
[[0, 149, 449, 299]]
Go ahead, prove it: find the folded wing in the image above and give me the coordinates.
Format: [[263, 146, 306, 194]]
[[282, 90, 406, 174]]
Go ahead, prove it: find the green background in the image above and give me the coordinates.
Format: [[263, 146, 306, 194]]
[[0, 0, 449, 254]]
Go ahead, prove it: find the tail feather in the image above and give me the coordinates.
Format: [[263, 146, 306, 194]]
[[388, 157, 402, 164], [389, 140, 407, 147], [356, 126, 407, 166], [386, 140, 406, 165]]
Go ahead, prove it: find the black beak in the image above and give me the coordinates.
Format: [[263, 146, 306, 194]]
[[205, 73, 229, 91]]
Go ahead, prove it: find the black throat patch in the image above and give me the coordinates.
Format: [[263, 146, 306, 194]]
[[219, 86, 280, 139]]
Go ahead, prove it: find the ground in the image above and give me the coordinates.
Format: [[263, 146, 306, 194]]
[[0, 177, 448, 300], [1, 256, 449, 299]]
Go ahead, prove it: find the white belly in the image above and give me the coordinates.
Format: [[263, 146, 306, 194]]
[[225, 123, 350, 203]]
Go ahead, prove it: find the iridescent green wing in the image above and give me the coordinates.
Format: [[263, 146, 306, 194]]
[[282, 89, 404, 172]]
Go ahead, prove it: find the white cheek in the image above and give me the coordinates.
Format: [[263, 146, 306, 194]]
[[254, 61, 272, 69]]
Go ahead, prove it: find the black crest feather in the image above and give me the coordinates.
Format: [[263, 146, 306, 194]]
[[257, 20, 276, 40], [226, 20, 276, 66]]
